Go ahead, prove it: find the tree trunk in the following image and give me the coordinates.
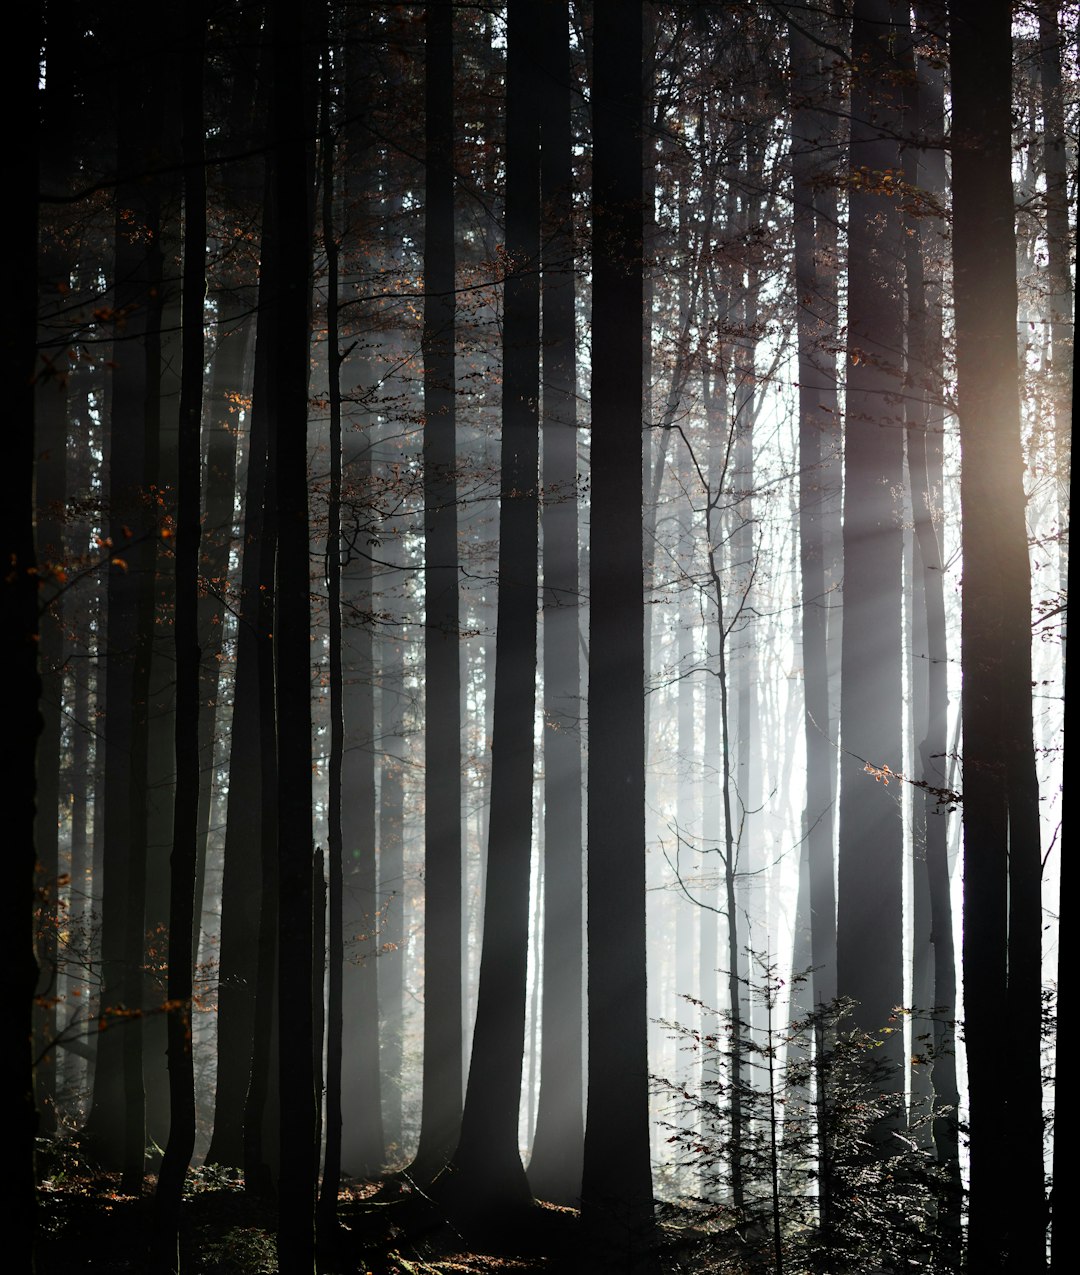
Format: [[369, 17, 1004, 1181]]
[[789, 13, 837, 1013], [208, 167, 275, 1174], [270, 0, 318, 1264], [907, 5, 962, 1255], [153, 8, 205, 1263], [450, 0, 541, 1212], [581, 5, 656, 1264], [835, 0, 906, 1074], [86, 22, 169, 1184], [3, 1, 42, 1252], [951, 2, 1047, 1267], [317, 47, 344, 1250], [410, 0, 464, 1186], [528, 0, 584, 1207]]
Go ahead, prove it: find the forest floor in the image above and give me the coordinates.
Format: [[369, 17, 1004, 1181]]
[[34, 1144, 718, 1273]]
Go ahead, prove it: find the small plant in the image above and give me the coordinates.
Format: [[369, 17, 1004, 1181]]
[[655, 954, 952, 1273]]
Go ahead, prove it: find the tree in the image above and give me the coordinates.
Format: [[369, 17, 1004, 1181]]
[[528, 0, 585, 1207], [270, 0, 320, 1262], [153, 5, 206, 1267], [6, 0, 41, 1255], [410, 0, 465, 1187], [951, 1, 1048, 1267], [581, 3, 656, 1265], [835, 0, 907, 1077], [449, 0, 541, 1214], [85, 13, 173, 1187]]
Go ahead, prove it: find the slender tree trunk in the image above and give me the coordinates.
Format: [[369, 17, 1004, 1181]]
[[1049, 236, 1076, 1275], [317, 50, 344, 1250], [951, 2, 1047, 1268], [582, 6, 656, 1264], [907, 6, 962, 1255], [378, 632, 407, 1159], [34, 347, 66, 1141], [410, 0, 464, 1186], [270, 0, 318, 1264], [528, 0, 584, 1207], [204, 30, 270, 1172], [3, 1, 42, 1250], [154, 9, 205, 1264], [835, 0, 906, 1073], [789, 16, 837, 1013], [209, 166, 275, 1174]]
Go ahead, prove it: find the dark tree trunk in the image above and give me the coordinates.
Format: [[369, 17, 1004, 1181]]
[[410, 0, 464, 1186], [317, 47, 345, 1251], [789, 13, 837, 1013], [203, 29, 270, 1173], [192, 29, 263, 953], [34, 326, 66, 1142], [86, 21, 169, 1186], [153, 8, 206, 1264], [270, 0, 318, 1265], [378, 629, 407, 1157], [450, 0, 541, 1212], [3, 0, 42, 1252], [907, 5, 962, 1256], [243, 392, 280, 1195], [951, 2, 1048, 1268], [835, 0, 906, 1071], [581, 5, 656, 1265], [527, 0, 584, 1208], [208, 168, 276, 1174]]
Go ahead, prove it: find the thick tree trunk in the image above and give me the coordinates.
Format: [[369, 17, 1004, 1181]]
[[450, 0, 541, 1212], [951, 2, 1048, 1268], [86, 23, 168, 1184], [581, 5, 656, 1264], [3, 2, 42, 1252]]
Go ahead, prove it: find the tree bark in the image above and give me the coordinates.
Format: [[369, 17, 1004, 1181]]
[[270, 0, 319, 1264], [835, 0, 907, 1072], [951, 2, 1048, 1268], [582, 5, 656, 1264], [528, 0, 584, 1208], [450, 0, 541, 1213], [409, 0, 464, 1186], [153, 7, 205, 1264]]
